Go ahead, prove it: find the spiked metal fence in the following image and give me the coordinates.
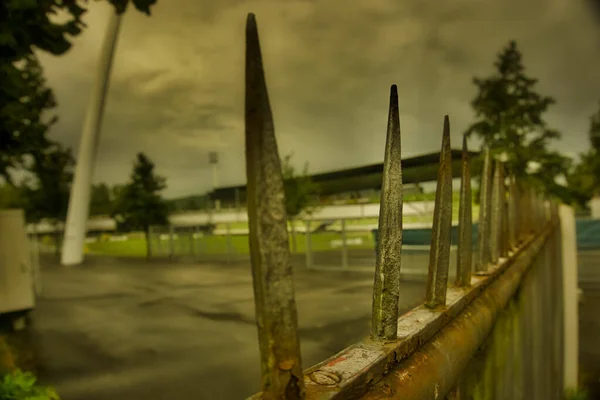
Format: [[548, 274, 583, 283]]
[[243, 14, 571, 400]]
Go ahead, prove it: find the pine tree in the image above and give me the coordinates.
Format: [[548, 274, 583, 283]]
[[568, 103, 600, 207], [112, 153, 168, 257], [466, 41, 571, 200], [20, 144, 75, 255]]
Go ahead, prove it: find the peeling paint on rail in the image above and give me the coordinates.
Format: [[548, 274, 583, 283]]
[[247, 226, 547, 400]]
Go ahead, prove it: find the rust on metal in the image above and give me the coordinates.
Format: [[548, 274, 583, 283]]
[[489, 160, 502, 264], [244, 13, 304, 399], [361, 225, 554, 400], [245, 223, 551, 400], [425, 116, 453, 308], [476, 148, 492, 272], [456, 134, 472, 287], [371, 85, 403, 342]]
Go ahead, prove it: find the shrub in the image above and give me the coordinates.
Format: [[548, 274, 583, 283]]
[[0, 369, 60, 400], [565, 387, 589, 400]]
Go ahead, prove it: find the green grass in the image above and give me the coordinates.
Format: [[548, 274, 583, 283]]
[[82, 197, 481, 258], [85, 231, 376, 257]]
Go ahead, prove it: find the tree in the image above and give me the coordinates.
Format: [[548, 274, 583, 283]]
[[0, 0, 157, 181], [111, 153, 168, 257], [20, 143, 75, 255], [567, 103, 600, 208], [0, 182, 26, 209], [0, 55, 56, 181], [90, 183, 113, 216], [465, 41, 572, 202], [281, 153, 319, 252]]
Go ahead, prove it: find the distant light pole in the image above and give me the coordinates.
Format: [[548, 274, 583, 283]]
[[61, 10, 122, 266], [209, 152, 220, 210]]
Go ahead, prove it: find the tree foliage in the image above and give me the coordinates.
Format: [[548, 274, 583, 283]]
[[111, 153, 168, 256], [21, 143, 74, 224], [281, 153, 319, 253], [0, 0, 157, 180], [567, 103, 600, 207], [465, 41, 572, 201], [90, 183, 113, 216], [281, 153, 319, 220]]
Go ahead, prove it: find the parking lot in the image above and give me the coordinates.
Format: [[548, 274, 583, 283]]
[[31, 255, 426, 400]]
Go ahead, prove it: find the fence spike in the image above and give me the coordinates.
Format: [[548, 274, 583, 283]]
[[476, 148, 492, 271], [530, 189, 539, 233], [455, 134, 472, 287], [489, 160, 502, 264], [517, 180, 530, 240], [244, 13, 304, 399], [499, 164, 509, 258], [507, 173, 518, 250], [371, 85, 403, 342], [425, 116, 453, 308]]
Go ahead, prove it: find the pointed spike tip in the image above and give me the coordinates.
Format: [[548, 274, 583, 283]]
[[389, 85, 398, 109], [246, 13, 257, 35], [442, 116, 450, 146], [462, 134, 468, 152]]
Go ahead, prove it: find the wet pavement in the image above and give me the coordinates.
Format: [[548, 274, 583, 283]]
[[31, 255, 427, 400], [19, 249, 599, 400]]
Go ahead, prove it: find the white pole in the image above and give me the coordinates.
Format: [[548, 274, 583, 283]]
[[559, 205, 579, 389], [61, 11, 122, 266]]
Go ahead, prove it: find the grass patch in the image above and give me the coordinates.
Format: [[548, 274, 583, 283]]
[[86, 231, 377, 257]]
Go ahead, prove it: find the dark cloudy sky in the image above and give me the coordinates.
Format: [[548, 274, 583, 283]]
[[39, 0, 600, 198]]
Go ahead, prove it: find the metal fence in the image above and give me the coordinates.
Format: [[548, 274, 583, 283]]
[[241, 13, 573, 400]]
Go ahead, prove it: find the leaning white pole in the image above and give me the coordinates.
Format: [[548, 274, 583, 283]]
[[559, 205, 579, 390], [61, 10, 122, 266]]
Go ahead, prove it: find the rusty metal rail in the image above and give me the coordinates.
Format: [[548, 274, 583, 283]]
[[244, 13, 562, 400]]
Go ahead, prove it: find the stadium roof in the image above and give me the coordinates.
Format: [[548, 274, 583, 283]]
[[212, 149, 479, 201]]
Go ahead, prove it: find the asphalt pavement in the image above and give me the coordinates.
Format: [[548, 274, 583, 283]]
[[16, 248, 599, 400], [30, 255, 427, 400]]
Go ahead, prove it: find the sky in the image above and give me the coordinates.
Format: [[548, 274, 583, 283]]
[[38, 0, 600, 198]]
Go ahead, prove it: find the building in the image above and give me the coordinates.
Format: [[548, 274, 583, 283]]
[[211, 149, 478, 207]]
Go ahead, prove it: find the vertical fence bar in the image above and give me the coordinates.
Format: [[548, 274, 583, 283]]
[[507, 174, 518, 251], [193, 226, 199, 260], [225, 222, 232, 264], [155, 226, 162, 256], [371, 85, 403, 342], [559, 205, 579, 391], [244, 13, 304, 398], [456, 134, 472, 287], [168, 224, 175, 258], [425, 116, 453, 308], [305, 220, 313, 269], [189, 227, 195, 258], [147, 225, 154, 257], [489, 160, 501, 264], [499, 164, 509, 258], [341, 219, 348, 269], [518, 182, 530, 239], [476, 148, 492, 272]]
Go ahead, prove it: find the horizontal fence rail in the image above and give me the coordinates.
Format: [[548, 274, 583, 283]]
[[242, 13, 566, 400]]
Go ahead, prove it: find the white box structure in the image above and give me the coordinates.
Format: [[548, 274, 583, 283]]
[[0, 209, 36, 314]]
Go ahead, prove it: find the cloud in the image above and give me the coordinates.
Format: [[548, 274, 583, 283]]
[[38, 0, 600, 197]]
